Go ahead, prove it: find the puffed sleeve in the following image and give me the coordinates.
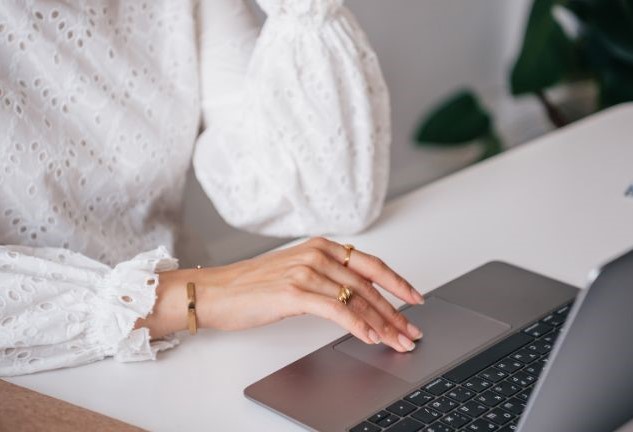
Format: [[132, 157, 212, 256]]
[[0, 245, 179, 376], [193, 0, 391, 237]]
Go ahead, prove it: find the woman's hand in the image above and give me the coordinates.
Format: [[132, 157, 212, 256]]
[[138, 237, 424, 352]]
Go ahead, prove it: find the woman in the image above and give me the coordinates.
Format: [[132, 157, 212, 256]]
[[0, 0, 423, 377]]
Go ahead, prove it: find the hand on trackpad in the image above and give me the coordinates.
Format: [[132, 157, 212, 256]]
[[333, 297, 510, 384]]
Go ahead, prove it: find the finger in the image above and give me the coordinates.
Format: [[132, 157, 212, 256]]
[[295, 256, 422, 341], [283, 266, 418, 351], [305, 237, 424, 305], [292, 290, 376, 346], [346, 294, 416, 352]]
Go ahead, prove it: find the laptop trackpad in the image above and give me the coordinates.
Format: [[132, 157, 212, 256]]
[[333, 297, 510, 384]]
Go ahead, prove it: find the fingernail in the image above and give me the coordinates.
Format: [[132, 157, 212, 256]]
[[368, 329, 381, 344], [398, 333, 416, 351], [411, 289, 424, 304], [407, 323, 423, 340]]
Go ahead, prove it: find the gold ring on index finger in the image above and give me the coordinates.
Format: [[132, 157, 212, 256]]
[[342, 244, 355, 267]]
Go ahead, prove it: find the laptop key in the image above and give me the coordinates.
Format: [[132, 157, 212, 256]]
[[467, 418, 498, 430], [494, 359, 522, 374], [443, 332, 532, 384], [555, 303, 572, 317], [464, 377, 492, 392], [446, 386, 475, 402], [540, 313, 566, 327], [411, 407, 441, 424], [440, 411, 471, 428], [424, 378, 454, 396], [526, 340, 552, 355], [476, 391, 504, 407], [428, 397, 457, 413], [497, 424, 518, 432], [387, 400, 416, 417], [491, 380, 520, 397], [478, 367, 507, 383], [484, 407, 514, 425], [541, 330, 560, 344], [458, 400, 488, 418], [377, 414, 400, 428], [508, 371, 536, 387], [368, 410, 390, 424], [516, 386, 534, 402], [511, 349, 539, 364], [351, 421, 381, 432], [524, 359, 546, 377], [406, 390, 435, 406], [384, 417, 424, 432], [501, 398, 526, 415], [523, 322, 553, 338], [423, 422, 454, 432]]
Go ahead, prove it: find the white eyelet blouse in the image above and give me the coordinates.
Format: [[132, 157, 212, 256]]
[[0, 0, 390, 376]]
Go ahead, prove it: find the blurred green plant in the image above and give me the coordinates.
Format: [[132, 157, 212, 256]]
[[414, 0, 633, 159]]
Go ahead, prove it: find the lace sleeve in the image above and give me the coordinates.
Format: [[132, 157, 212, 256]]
[[194, 0, 391, 237], [0, 246, 179, 376]]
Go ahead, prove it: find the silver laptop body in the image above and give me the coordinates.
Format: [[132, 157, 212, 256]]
[[245, 248, 633, 431]]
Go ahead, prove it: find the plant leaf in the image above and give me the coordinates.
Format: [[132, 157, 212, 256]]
[[568, 0, 633, 65], [580, 27, 633, 108], [511, 0, 576, 95], [598, 55, 633, 108], [479, 131, 504, 161], [414, 90, 491, 146]]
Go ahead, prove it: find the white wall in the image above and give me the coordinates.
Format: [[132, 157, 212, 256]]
[[350, 0, 524, 195], [177, 0, 549, 267]]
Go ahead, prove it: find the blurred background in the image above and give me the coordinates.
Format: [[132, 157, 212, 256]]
[[176, 0, 615, 267]]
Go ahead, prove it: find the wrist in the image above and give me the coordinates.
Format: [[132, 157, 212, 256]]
[[134, 266, 227, 338], [133, 269, 191, 338]]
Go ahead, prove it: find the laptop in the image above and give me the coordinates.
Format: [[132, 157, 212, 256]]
[[245, 247, 633, 431]]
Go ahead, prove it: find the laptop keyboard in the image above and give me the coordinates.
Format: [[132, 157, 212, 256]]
[[350, 302, 574, 432]]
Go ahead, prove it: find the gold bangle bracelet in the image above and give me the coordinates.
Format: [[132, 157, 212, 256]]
[[187, 282, 197, 335]]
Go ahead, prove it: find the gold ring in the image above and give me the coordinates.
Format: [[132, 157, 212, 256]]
[[342, 244, 355, 267], [337, 285, 353, 305]]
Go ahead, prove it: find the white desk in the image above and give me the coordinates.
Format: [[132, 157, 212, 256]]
[[6, 104, 633, 431]]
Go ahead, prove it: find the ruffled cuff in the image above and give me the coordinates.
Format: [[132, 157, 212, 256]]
[[114, 330, 180, 363], [84, 246, 180, 362]]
